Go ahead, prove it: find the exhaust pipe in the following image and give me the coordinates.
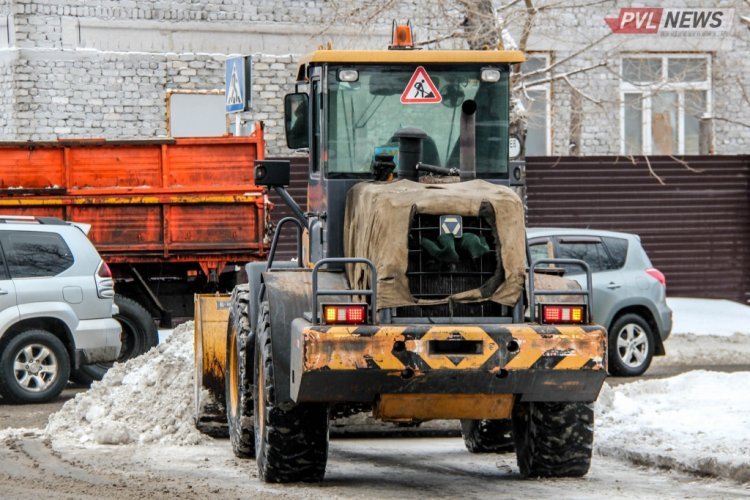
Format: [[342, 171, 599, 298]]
[[394, 127, 427, 182], [459, 99, 477, 182]]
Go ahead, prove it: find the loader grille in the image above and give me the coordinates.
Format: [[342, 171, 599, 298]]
[[398, 214, 506, 318]]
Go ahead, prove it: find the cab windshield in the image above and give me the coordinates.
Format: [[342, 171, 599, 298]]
[[326, 64, 510, 179]]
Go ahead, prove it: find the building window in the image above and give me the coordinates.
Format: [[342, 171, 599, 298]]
[[520, 53, 551, 156], [620, 55, 710, 155]]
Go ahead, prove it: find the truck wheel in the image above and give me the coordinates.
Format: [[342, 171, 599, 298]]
[[608, 313, 654, 377], [254, 302, 329, 483], [72, 295, 159, 385], [512, 401, 594, 478], [0, 329, 71, 404], [225, 290, 255, 458], [460, 419, 515, 453]]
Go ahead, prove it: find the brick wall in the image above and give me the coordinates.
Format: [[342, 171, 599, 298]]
[[0, 0, 748, 157]]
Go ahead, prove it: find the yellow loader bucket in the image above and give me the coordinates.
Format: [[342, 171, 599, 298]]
[[194, 293, 232, 437]]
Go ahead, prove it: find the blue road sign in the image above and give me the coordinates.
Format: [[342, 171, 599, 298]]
[[225, 56, 251, 113]]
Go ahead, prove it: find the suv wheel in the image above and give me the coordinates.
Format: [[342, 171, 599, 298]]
[[608, 313, 654, 377], [0, 329, 71, 404]]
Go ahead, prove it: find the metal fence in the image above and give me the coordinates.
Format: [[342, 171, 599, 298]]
[[526, 155, 750, 303], [272, 155, 750, 303]]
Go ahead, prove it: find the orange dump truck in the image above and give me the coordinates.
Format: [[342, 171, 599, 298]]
[[0, 126, 269, 379]]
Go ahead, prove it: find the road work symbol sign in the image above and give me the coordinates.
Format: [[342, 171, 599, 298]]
[[225, 56, 251, 113], [401, 66, 442, 104], [440, 215, 463, 238]]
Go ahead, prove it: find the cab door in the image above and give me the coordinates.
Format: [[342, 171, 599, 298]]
[[0, 240, 19, 334]]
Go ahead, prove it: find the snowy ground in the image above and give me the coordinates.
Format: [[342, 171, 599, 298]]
[[596, 297, 750, 483], [2, 297, 749, 495]]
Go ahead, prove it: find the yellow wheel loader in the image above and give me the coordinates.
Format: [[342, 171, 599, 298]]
[[195, 24, 607, 483]]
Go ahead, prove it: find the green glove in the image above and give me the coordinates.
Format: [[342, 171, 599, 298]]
[[459, 232, 491, 259], [421, 233, 460, 263]]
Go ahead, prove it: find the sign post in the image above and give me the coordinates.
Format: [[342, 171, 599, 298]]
[[225, 56, 252, 135]]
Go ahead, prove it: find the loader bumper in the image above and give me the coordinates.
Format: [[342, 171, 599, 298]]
[[290, 319, 607, 416]]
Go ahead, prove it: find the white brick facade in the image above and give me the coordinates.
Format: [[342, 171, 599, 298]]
[[0, 0, 747, 156]]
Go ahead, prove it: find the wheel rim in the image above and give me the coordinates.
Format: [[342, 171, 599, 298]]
[[13, 343, 59, 392], [616, 323, 649, 368]]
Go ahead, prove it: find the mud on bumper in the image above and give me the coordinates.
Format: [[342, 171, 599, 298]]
[[290, 320, 607, 406]]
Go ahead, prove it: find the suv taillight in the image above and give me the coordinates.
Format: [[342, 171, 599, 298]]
[[96, 261, 115, 298], [646, 268, 666, 288], [98, 261, 112, 278]]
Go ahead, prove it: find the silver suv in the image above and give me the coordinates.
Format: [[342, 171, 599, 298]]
[[0, 216, 121, 403], [528, 228, 672, 376]]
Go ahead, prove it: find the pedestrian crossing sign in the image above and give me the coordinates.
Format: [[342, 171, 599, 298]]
[[400, 66, 442, 104], [225, 56, 251, 113]]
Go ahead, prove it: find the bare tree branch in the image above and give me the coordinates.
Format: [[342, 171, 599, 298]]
[[518, 0, 537, 53], [562, 75, 601, 104], [521, 32, 612, 82], [737, 76, 750, 107], [712, 117, 750, 129], [515, 62, 606, 91], [641, 156, 666, 185], [667, 155, 704, 174]]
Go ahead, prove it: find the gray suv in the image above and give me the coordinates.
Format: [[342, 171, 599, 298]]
[[528, 228, 672, 376], [0, 216, 121, 403]]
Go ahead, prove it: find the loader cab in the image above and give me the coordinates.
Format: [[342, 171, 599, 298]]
[[283, 48, 526, 262]]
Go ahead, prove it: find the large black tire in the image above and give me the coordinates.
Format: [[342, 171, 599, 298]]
[[71, 295, 159, 385], [0, 329, 71, 404], [460, 419, 515, 453], [254, 302, 329, 483], [512, 401, 594, 478], [225, 289, 255, 458], [608, 313, 654, 377]]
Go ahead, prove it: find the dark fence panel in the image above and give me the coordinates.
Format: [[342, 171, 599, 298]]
[[266, 156, 308, 261], [526, 155, 750, 303]]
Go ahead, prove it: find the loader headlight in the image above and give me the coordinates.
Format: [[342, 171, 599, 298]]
[[481, 68, 501, 83], [338, 69, 359, 82]]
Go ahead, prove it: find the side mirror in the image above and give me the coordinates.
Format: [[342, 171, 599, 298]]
[[254, 160, 291, 187], [284, 93, 309, 150]]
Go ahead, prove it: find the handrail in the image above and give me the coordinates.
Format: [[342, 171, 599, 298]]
[[311, 257, 378, 325], [258, 217, 304, 303], [528, 258, 593, 323]]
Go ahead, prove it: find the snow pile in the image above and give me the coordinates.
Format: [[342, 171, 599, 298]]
[[596, 372, 750, 483], [653, 333, 750, 367], [46, 321, 206, 446]]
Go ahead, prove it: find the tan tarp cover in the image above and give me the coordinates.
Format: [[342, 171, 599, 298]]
[[344, 179, 526, 310]]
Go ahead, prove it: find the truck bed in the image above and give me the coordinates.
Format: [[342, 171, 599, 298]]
[[0, 129, 268, 266]]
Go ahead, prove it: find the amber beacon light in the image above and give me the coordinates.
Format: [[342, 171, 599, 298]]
[[390, 20, 415, 49]]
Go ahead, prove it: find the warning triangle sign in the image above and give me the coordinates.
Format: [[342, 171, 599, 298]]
[[400, 66, 442, 104]]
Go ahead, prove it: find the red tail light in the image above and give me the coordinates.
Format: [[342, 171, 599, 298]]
[[97, 261, 112, 278], [541, 305, 586, 324], [322, 304, 368, 325], [96, 261, 115, 298], [646, 268, 666, 287]]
